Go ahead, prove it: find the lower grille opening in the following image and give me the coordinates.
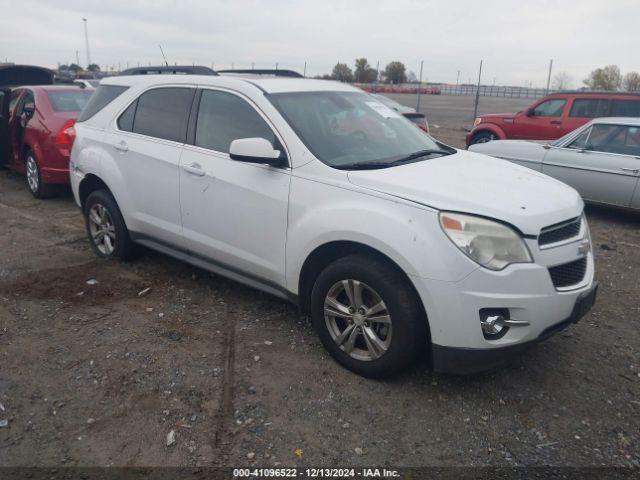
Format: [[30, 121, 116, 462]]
[[548, 257, 587, 289]]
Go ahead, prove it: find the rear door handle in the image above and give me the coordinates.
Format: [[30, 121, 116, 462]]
[[182, 162, 205, 176], [113, 140, 128, 152]]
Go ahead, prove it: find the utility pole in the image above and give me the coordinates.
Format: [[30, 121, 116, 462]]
[[374, 60, 379, 93], [545, 59, 553, 94], [82, 18, 91, 67], [275, 62, 279, 70], [472, 60, 483, 123], [416, 60, 424, 111], [75, 50, 80, 66], [456, 70, 460, 86], [303, 61, 307, 77]]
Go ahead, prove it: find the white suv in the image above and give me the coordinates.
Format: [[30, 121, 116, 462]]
[[70, 74, 597, 377]]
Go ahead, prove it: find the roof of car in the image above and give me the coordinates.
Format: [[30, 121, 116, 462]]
[[101, 74, 358, 94], [547, 90, 640, 97], [15, 84, 94, 92], [591, 117, 640, 125]]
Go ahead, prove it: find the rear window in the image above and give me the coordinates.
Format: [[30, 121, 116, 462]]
[[47, 90, 93, 112], [77, 85, 128, 122]]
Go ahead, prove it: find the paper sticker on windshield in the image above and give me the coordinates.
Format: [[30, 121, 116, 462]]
[[366, 101, 402, 119]]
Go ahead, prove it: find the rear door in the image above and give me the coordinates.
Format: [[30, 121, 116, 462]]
[[564, 97, 610, 134], [0, 88, 10, 165], [104, 86, 195, 248], [543, 123, 640, 207], [512, 97, 567, 140]]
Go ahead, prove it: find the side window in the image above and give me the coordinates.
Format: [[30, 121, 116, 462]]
[[584, 124, 640, 155], [610, 100, 640, 117], [77, 85, 128, 122], [117, 100, 137, 132], [567, 128, 591, 150], [195, 90, 276, 153], [531, 99, 566, 117], [569, 99, 610, 118], [132, 87, 194, 143]]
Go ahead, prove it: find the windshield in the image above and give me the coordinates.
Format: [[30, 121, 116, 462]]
[[268, 91, 448, 169]]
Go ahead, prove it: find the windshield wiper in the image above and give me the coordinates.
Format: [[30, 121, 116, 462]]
[[391, 149, 454, 164]]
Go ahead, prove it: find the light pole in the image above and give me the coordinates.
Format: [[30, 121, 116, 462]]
[[82, 18, 91, 68]]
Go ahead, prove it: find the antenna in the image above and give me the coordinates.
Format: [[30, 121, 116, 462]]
[[159, 45, 169, 67]]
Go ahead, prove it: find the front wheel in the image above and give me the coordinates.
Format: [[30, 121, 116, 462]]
[[84, 190, 136, 260], [470, 131, 495, 145], [310, 255, 427, 378]]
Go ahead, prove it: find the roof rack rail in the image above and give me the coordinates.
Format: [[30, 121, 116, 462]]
[[120, 65, 218, 76], [217, 69, 304, 78]]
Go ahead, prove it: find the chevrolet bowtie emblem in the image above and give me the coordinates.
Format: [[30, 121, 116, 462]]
[[578, 239, 591, 255]]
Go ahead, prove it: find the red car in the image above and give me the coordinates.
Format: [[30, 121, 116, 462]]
[[466, 91, 640, 146], [2, 85, 93, 197]]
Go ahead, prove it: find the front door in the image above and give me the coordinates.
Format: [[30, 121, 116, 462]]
[[179, 88, 290, 288], [0, 88, 10, 165], [543, 123, 640, 207], [512, 97, 567, 140]]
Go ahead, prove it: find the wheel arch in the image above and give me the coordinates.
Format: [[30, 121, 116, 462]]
[[471, 124, 506, 142], [78, 174, 114, 209], [297, 241, 429, 334]]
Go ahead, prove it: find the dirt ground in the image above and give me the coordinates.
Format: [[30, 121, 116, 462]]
[[1, 97, 639, 469]]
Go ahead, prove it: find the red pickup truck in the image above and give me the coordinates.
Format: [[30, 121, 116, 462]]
[[466, 91, 640, 146]]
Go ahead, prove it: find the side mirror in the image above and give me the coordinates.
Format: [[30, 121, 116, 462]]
[[23, 103, 35, 119], [525, 108, 534, 117], [229, 138, 287, 168]]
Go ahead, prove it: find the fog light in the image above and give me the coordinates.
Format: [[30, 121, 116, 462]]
[[479, 308, 510, 340]]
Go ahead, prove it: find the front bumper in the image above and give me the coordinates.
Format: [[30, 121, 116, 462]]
[[431, 282, 598, 374]]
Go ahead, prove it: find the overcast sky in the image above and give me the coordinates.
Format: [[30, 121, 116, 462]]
[[1, 0, 637, 87]]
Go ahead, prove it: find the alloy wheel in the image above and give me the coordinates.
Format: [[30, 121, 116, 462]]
[[88, 203, 116, 255], [324, 279, 392, 361], [26, 155, 39, 193]]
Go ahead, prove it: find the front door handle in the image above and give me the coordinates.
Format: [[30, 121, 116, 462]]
[[113, 140, 128, 152], [620, 167, 640, 174], [182, 162, 205, 176], [550, 120, 562, 125]]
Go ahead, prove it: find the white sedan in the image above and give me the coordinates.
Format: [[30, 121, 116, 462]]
[[470, 117, 640, 210]]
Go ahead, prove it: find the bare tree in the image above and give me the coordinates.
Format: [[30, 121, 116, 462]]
[[623, 72, 640, 92], [583, 65, 622, 91], [552, 71, 572, 90]]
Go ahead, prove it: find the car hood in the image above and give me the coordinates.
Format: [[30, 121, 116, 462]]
[[347, 150, 583, 235], [481, 112, 516, 120], [468, 139, 548, 160]]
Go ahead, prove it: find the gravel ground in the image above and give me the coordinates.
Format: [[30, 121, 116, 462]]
[[0, 97, 639, 469]]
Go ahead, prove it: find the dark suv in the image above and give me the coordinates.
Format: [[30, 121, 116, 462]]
[[466, 91, 640, 146]]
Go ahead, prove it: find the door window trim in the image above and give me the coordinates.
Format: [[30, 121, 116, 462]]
[[185, 85, 291, 168], [554, 122, 640, 160]]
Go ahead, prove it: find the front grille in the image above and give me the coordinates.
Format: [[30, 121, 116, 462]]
[[548, 257, 587, 289], [539, 217, 582, 247]]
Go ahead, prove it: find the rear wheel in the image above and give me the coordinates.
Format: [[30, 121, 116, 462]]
[[25, 151, 54, 198], [470, 131, 495, 145], [310, 255, 427, 378], [84, 190, 136, 260]]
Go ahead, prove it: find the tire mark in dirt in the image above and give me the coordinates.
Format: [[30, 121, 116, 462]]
[[213, 314, 237, 466]]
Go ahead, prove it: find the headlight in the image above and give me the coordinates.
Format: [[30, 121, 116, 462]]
[[439, 212, 532, 270], [473, 117, 482, 127]]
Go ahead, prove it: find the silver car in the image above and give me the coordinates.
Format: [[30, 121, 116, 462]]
[[470, 117, 640, 210]]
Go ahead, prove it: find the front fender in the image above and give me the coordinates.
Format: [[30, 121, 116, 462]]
[[466, 123, 507, 145], [285, 175, 478, 294]]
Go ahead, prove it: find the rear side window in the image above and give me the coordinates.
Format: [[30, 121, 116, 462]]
[[610, 99, 640, 117], [132, 87, 194, 143], [117, 100, 137, 132], [77, 85, 128, 122], [195, 90, 276, 153], [569, 99, 610, 118], [47, 90, 93, 112]]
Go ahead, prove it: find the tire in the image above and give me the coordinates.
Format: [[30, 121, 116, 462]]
[[470, 131, 495, 145], [310, 254, 427, 378], [83, 189, 136, 260], [24, 150, 55, 199]]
